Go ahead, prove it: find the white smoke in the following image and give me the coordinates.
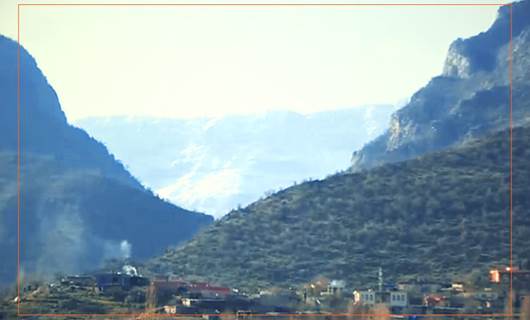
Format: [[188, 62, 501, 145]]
[[120, 240, 131, 259], [102, 239, 133, 262], [122, 264, 138, 276], [36, 206, 86, 275]]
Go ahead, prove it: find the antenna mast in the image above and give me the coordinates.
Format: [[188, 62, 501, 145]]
[[378, 267, 383, 292]]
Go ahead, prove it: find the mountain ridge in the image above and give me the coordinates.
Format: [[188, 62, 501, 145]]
[[0, 35, 213, 285], [0, 34, 142, 189], [147, 123, 529, 289], [350, 0, 530, 172]]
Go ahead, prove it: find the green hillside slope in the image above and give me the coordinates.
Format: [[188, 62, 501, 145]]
[[148, 125, 530, 290]]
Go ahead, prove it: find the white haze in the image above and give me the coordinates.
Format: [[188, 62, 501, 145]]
[[76, 106, 397, 218]]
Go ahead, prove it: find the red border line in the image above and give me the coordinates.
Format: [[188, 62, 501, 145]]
[[508, 2, 513, 316], [16, 2, 21, 317], [16, 313, 519, 318], [16, 2, 512, 318], [18, 2, 507, 6]]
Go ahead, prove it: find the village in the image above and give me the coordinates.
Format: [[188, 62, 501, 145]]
[[7, 263, 530, 318]]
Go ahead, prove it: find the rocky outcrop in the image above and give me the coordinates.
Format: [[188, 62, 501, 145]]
[[443, 39, 472, 79], [350, 0, 530, 172]]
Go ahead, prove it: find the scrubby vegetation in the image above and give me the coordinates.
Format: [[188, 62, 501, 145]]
[[148, 125, 530, 290]]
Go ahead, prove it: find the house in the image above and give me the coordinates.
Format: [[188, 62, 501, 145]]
[[354, 269, 408, 308], [164, 305, 177, 314], [181, 297, 227, 309], [451, 282, 465, 293], [389, 291, 408, 308], [353, 289, 408, 308], [489, 266, 530, 291], [187, 282, 232, 299], [353, 290, 376, 305], [182, 297, 196, 307], [95, 273, 149, 292], [424, 294, 448, 307], [397, 280, 445, 294], [323, 280, 346, 296]]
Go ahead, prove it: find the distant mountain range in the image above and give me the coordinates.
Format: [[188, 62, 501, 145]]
[[76, 106, 396, 218], [0, 35, 213, 285], [350, 0, 530, 172], [147, 1, 530, 289]]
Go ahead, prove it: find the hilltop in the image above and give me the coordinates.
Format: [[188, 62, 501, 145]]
[[148, 124, 529, 289]]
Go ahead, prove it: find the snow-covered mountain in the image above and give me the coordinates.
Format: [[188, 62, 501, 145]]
[[75, 106, 396, 218]]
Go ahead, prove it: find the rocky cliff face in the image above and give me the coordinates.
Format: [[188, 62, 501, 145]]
[[351, 0, 530, 172]]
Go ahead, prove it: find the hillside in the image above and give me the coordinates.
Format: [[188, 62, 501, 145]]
[[350, 0, 530, 172], [0, 35, 141, 189], [75, 106, 395, 218], [0, 35, 213, 285], [148, 124, 530, 290]]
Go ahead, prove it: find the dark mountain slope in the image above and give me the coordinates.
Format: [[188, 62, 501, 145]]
[[148, 124, 530, 289], [0, 151, 212, 282], [0, 35, 140, 188], [0, 36, 213, 285], [350, 0, 530, 172]]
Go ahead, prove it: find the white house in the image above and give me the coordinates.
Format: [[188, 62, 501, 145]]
[[353, 290, 408, 308], [389, 291, 408, 307], [353, 290, 376, 305], [323, 280, 346, 296]]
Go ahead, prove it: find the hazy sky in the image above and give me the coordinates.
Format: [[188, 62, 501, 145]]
[[1, 1, 500, 120]]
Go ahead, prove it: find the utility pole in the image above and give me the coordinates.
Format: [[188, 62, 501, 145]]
[[378, 267, 383, 292]]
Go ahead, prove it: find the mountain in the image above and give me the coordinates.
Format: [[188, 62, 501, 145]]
[[75, 106, 396, 218], [0, 37, 141, 189], [147, 124, 530, 290], [146, 3, 530, 287], [0, 35, 213, 285], [350, 0, 530, 172]]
